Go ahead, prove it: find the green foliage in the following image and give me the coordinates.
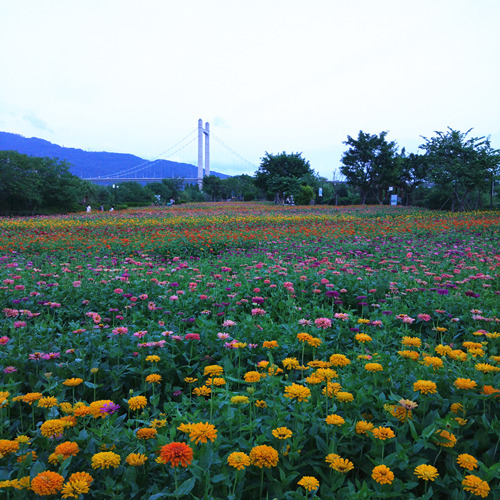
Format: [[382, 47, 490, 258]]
[[341, 131, 399, 205], [294, 185, 315, 205], [255, 152, 313, 204], [419, 128, 500, 211]]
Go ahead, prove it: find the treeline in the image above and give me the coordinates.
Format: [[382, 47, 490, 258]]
[[1, 127, 499, 215]]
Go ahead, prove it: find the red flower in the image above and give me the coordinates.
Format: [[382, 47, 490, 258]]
[[159, 442, 193, 468]]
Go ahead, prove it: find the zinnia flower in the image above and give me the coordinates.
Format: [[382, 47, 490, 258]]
[[414, 464, 439, 481], [30, 471, 64, 496], [297, 476, 320, 491], [329, 457, 354, 473], [462, 474, 490, 498], [159, 442, 194, 468], [249, 445, 279, 468], [227, 451, 250, 470], [0, 439, 19, 455], [372, 426, 395, 440], [413, 380, 437, 394], [329, 354, 351, 367], [284, 383, 311, 402], [365, 363, 383, 372], [355, 420, 374, 434], [272, 427, 292, 439], [325, 414, 345, 426], [136, 428, 158, 440], [126, 453, 148, 466], [244, 371, 263, 383], [128, 395, 148, 411], [54, 441, 79, 459], [434, 429, 457, 448], [63, 378, 83, 387], [231, 395, 249, 404], [335, 391, 354, 402], [454, 378, 477, 390], [457, 454, 478, 471], [91, 451, 121, 469], [371, 464, 394, 484], [204, 365, 224, 376], [37, 396, 59, 408], [145, 374, 162, 384], [40, 419, 66, 438], [188, 422, 217, 444]]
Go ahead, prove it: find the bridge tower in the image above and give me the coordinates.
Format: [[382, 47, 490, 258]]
[[197, 119, 210, 188]]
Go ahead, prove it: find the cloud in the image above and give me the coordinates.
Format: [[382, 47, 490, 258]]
[[23, 112, 51, 133]]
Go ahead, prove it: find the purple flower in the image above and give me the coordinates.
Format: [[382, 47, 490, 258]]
[[100, 402, 120, 415]]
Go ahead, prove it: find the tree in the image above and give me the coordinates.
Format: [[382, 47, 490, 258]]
[[340, 131, 399, 204], [419, 128, 500, 211], [398, 149, 429, 206], [147, 178, 184, 204], [254, 152, 312, 204]]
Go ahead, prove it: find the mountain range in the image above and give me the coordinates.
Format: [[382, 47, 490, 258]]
[[0, 131, 229, 182]]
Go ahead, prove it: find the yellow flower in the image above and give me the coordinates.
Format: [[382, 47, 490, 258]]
[[63, 378, 83, 387], [40, 419, 66, 438], [193, 386, 211, 397], [398, 350, 420, 360], [413, 380, 437, 394], [315, 368, 337, 381], [462, 474, 490, 498], [91, 451, 121, 469], [328, 457, 354, 473], [126, 453, 148, 466], [297, 333, 312, 342], [372, 426, 395, 440], [0, 439, 19, 456], [37, 396, 59, 408], [150, 418, 167, 428], [450, 402, 464, 414], [297, 476, 320, 491], [145, 355, 160, 362], [454, 378, 477, 390], [184, 377, 198, 384], [355, 420, 374, 434], [88, 400, 114, 419], [61, 478, 91, 498], [188, 422, 217, 444], [128, 395, 148, 411], [59, 402, 74, 414], [244, 371, 262, 383], [145, 374, 162, 384], [414, 464, 439, 481], [475, 363, 500, 373], [136, 428, 157, 440], [329, 354, 351, 367], [272, 427, 292, 439], [204, 364, 223, 376], [231, 395, 249, 404], [422, 356, 444, 370], [227, 452, 250, 470], [355, 333, 372, 343], [365, 363, 383, 372], [371, 464, 394, 484], [335, 391, 354, 402], [284, 383, 311, 402], [249, 445, 279, 468], [307, 337, 322, 347], [323, 382, 342, 397], [434, 429, 457, 448], [255, 400, 267, 408], [282, 357, 300, 370], [457, 454, 478, 471], [262, 340, 278, 349], [15, 435, 32, 445], [402, 336, 421, 347], [205, 377, 226, 386], [325, 414, 345, 426]]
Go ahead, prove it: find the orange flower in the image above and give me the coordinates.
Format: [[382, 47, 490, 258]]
[[136, 428, 158, 440], [54, 441, 79, 458], [159, 442, 194, 468], [30, 471, 64, 496], [249, 445, 279, 468], [188, 422, 217, 444]]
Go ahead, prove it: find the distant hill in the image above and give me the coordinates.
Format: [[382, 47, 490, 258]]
[[0, 131, 229, 182]]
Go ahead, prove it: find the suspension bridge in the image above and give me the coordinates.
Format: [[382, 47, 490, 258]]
[[83, 119, 257, 187]]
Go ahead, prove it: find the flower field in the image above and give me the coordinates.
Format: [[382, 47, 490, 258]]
[[0, 203, 499, 499]]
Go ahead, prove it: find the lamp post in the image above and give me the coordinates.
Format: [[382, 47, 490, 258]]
[[112, 184, 119, 205]]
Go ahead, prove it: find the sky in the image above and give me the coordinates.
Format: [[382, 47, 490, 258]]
[[1, 0, 499, 179]]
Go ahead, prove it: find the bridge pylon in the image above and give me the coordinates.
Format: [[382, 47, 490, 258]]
[[197, 119, 209, 188]]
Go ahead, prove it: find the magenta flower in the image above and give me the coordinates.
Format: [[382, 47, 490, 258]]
[[315, 318, 332, 329], [112, 327, 128, 335], [0, 336, 10, 345], [100, 402, 120, 415], [185, 333, 200, 341], [3, 366, 17, 373]]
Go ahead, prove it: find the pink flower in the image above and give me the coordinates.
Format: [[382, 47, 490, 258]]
[[222, 320, 236, 328], [171, 335, 183, 341], [417, 313, 431, 322], [199, 294, 208, 300], [133, 331, 147, 339], [114, 288, 123, 294], [169, 295, 179, 301], [14, 284, 25, 290], [112, 327, 129, 335], [185, 333, 200, 341], [334, 313, 349, 321], [139, 294, 148, 300], [72, 281, 81, 287], [14, 321, 27, 328], [161, 331, 173, 336], [298, 319, 312, 326], [3, 366, 17, 373], [217, 333, 230, 340], [251, 308, 266, 316], [315, 317, 332, 329], [0, 336, 10, 345]]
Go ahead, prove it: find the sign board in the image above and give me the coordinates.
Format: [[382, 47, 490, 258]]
[[318, 187, 323, 197], [390, 194, 398, 206]]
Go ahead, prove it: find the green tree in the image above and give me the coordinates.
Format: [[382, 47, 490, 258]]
[[202, 175, 229, 201], [223, 174, 256, 201], [254, 152, 312, 204], [419, 128, 500, 211], [340, 131, 399, 204], [147, 178, 184, 204], [398, 149, 429, 206]]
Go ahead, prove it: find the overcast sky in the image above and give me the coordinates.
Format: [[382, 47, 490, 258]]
[[1, 0, 499, 179]]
